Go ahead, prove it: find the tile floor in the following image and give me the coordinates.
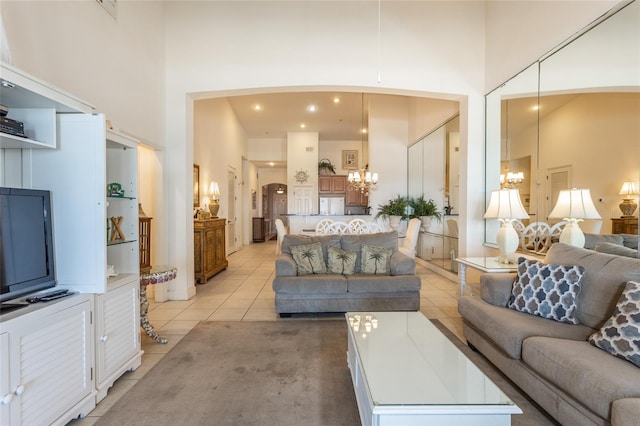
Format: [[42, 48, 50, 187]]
[[73, 240, 463, 424]]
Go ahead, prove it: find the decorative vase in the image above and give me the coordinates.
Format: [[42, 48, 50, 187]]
[[389, 215, 402, 231], [419, 216, 432, 232]]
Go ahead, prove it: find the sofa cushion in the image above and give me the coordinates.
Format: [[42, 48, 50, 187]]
[[291, 242, 327, 275], [272, 274, 348, 294], [459, 295, 594, 359], [522, 336, 640, 420], [341, 231, 398, 273], [327, 246, 357, 275], [361, 244, 392, 275], [583, 233, 624, 250], [347, 274, 421, 293], [589, 281, 640, 368], [281, 234, 341, 265], [595, 241, 639, 258], [620, 233, 639, 250], [508, 258, 584, 324], [544, 243, 640, 329]]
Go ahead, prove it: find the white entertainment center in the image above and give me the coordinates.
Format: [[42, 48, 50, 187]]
[[0, 62, 142, 424]]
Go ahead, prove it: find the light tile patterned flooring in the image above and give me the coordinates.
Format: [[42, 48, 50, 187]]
[[73, 240, 463, 424]]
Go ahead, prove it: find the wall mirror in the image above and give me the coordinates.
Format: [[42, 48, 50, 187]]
[[485, 1, 639, 256], [408, 115, 460, 272]]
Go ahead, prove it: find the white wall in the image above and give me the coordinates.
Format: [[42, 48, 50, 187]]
[[484, 0, 620, 91]]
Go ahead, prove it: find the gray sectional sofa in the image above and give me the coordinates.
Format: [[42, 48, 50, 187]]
[[585, 232, 639, 258], [273, 231, 421, 315], [459, 243, 640, 425]]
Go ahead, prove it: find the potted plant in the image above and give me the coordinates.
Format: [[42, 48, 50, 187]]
[[409, 195, 442, 231], [318, 159, 336, 175], [376, 195, 408, 230]]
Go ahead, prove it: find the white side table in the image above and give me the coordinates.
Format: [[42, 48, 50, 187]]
[[456, 257, 519, 296]]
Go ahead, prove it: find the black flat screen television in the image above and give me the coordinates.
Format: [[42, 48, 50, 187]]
[[0, 187, 57, 309]]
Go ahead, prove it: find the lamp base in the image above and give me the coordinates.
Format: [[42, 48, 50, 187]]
[[559, 219, 585, 248], [619, 199, 638, 217], [496, 220, 520, 264], [208, 200, 220, 218]]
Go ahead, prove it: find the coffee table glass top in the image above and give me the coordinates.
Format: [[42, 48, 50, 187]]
[[346, 311, 518, 408], [456, 256, 520, 272]]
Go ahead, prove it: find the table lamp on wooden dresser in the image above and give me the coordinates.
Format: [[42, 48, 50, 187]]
[[618, 180, 639, 217], [208, 181, 220, 218]]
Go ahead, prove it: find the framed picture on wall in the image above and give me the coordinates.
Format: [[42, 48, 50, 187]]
[[193, 164, 200, 208], [342, 150, 358, 170]]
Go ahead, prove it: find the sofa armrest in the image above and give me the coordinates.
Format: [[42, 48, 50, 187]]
[[612, 398, 640, 426], [480, 272, 516, 307], [275, 254, 297, 276], [390, 252, 416, 275]]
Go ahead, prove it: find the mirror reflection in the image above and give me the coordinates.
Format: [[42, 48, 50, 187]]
[[485, 2, 639, 258], [408, 115, 460, 272]]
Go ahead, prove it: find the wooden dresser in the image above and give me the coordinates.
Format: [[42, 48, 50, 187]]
[[194, 218, 228, 283], [611, 217, 639, 235]]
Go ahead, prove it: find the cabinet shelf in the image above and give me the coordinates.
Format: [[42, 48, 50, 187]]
[[107, 195, 137, 200]]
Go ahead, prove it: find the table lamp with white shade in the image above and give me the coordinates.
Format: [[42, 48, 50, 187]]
[[548, 188, 601, 248], [618, 180, 639, 217], [484, 189, 530, 264], [208, 181, 220, 217]]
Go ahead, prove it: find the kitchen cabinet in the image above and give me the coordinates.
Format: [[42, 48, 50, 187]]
[[318, 175, 346, 193]]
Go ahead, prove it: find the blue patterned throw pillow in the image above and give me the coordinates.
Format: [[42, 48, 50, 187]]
[[508, 258, 584, 324], [588, 281, 640, 368]]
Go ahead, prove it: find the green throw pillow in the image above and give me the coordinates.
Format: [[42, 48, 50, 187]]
[[327, 246, 357, 275], [291, 242, 327, 275], [360, 244, 392, 275]]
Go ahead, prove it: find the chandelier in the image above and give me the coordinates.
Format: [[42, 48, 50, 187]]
[[500, 171, 524, 189], [348, 169, 378, 195], [347, 93, 379, 196]]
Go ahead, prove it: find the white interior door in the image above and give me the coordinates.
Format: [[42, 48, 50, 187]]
[[546, 166, 571, 221], [293, 185, 313, 214], [227, 168, 238, 254]]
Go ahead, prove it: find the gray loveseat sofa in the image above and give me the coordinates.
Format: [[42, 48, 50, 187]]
[[273, 231, 421, 315], [459, 243, 640, 425]]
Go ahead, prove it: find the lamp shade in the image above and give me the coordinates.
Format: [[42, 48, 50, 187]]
[[484, 189, 529, 220], [619, 181, 639, 197], [209, 181, 220, 197], [548, 188, 600, 220]]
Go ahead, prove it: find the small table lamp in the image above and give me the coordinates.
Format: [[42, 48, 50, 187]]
[[484, 189, 529, 264], [618, 180, 639, 217], [548, 188, 601, 248], [208, 181, 220, 218]]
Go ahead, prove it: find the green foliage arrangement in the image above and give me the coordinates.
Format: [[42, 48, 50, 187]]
[[318, 159, 336, 174], [375, 195, 409, 219], [408, 195, 442, 222]]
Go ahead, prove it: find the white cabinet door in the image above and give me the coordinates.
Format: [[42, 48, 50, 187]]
[[95, 278, 142, 403], [3, 297, 94, 426], [28, 114, 107, 293]]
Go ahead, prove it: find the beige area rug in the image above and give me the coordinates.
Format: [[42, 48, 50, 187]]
[[96, 319, 557, 426]]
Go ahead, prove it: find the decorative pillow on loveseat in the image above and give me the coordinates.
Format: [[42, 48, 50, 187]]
[[327, 246, 357, 275], [360, 244, 392, 275], [588, 281, 640, 368], [291, 242, 327, 275], [508, 257, 584, 324]]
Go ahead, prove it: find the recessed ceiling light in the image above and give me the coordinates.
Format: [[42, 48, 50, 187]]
[[361, 128, 368, 134], [269, 162, 275, 167], [306, 104, 318, 112], [252, 104, 263, 111], [532, 105, 540, 111], [333, 97, 340, 104], [300, 123, 307, 129]]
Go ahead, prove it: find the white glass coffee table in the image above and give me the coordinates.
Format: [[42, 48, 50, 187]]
[[346, 311, 521, 426]]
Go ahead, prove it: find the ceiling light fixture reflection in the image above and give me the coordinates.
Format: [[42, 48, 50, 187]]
[[300, 123, 306, 129], [532, 105, 539, 111], [269, 162, 275, 167], [333, 97, 340, 104], [306, 104, 318, 112], [252, 104, 263, 111]]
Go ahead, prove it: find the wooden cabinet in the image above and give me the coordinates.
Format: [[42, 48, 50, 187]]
[[346, 186, 369, 207], [194, 218, 228, 283], [318, 175, 346, 193], [0, 295, 95, 426], [94, 278, 142, 403], [253, 217, 265, 242], [611, 217, 639, 234]]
